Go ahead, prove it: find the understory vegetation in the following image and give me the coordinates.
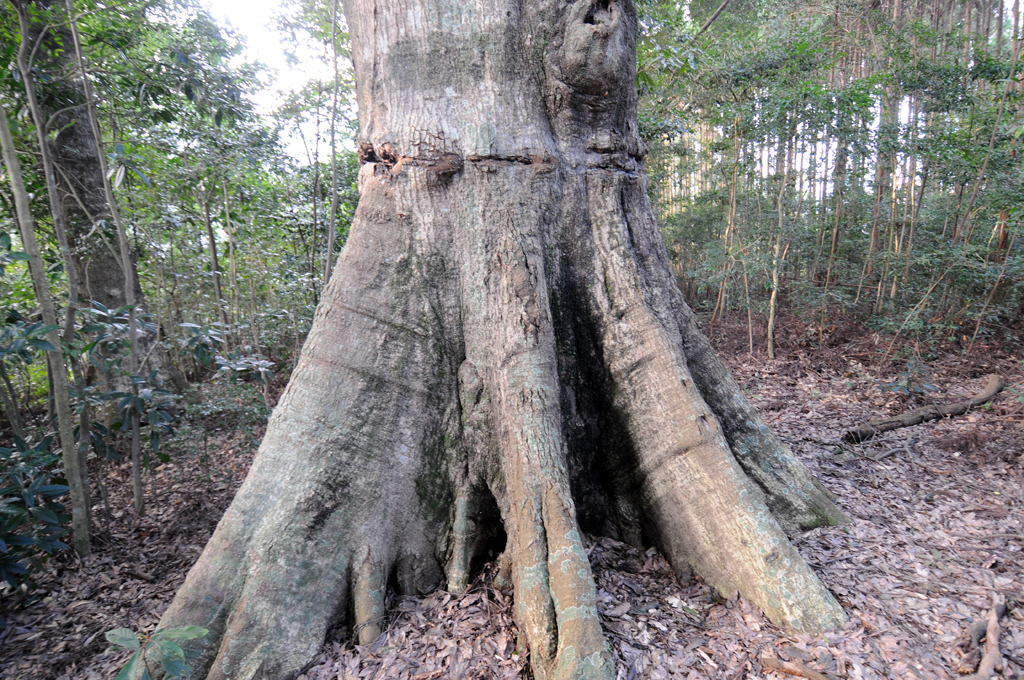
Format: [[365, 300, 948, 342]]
[[0, 0, 1021, 669]]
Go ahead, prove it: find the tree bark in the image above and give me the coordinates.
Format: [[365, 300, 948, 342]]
[[28, 0, 185, 391], [152, 1, 847, 678]]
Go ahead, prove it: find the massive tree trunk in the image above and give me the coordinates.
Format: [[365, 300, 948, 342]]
[[152, 1, 847, 678]]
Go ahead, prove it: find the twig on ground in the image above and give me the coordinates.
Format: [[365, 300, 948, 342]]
[[956, 597, 1006, 680], [961, 602, 1007, 649], [410, 671, 442, 680], [760, 654, 836, 680], [948, 533, 1024, 542], [125, 568, 155, 582], [808, 555, 856, 568]]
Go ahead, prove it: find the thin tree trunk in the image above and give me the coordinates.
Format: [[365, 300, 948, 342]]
[[968, 236, 1015, 350], [71, 358, 92, 527], [726, 126, 754, 354], [0, 360, 24, 440], [310, 96, 322, 291], [874, 153, 899, 314], [1015, 0, 1020, 78], [0, 101, 90, 555], [954, 31, 1022, 242], [823, 144, 846, 289], [64, 0, 143, 516], [324, 0, 341, 285], [858, 154, 886, 304], [901, 108, 929, 293], [201, 191, 229, 326], [225, 183, 238, 322], [767, 134, 792, 360], [810, 137, 828, 283], [996, 0, 1004, 55]]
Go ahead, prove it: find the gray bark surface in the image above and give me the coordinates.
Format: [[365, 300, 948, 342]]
[[151, 1, 848, 678]]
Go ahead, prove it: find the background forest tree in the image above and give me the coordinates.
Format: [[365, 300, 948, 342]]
[[0, 0, 1019, 663], [643, 0, 1023, 357]]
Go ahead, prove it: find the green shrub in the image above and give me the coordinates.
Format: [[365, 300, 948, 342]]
[[0, 437, 70, 588], [106, 625, 209, 679]]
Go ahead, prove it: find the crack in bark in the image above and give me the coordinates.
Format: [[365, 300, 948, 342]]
[[334, 302, 430, 337]]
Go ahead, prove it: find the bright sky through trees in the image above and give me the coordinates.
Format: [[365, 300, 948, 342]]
[[203, 0, 332, 114]]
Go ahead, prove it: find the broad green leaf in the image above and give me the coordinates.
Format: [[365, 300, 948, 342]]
[[33, 485, 69, 499], [113, 653, 141, 680], [28, 506, 59, 525], [151, 639, 185, 660], [160, 655, 188, 678], [106, 628, 141, 651], [27, 339, 57, 352], [36, 537, 69, 554]]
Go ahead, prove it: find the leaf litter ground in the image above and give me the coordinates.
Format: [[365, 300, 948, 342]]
[[2, 329, 1022, 680]]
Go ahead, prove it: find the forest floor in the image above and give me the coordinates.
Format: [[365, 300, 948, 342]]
[[1, 316, 1023, 680]]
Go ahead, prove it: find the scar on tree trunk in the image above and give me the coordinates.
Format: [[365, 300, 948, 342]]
[[147, 0, 848, 678]]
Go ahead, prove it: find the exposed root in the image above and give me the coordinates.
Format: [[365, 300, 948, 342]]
[[447, 494, 473, 594], [640, 197, 848, 529], [674, 296, 849, 530], [354, 556, 387, 646], [472, 199, 613, 679], [582, 169, 846, 634], [845, 374, 1004, 443], [509, 489, 558, 665]]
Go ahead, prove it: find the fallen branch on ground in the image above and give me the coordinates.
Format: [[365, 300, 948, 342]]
[[948, 532, 1024, 543], [760, 654, 835, 680], [956, 598, 1007, 680], [844, 375, 1004, 444]]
